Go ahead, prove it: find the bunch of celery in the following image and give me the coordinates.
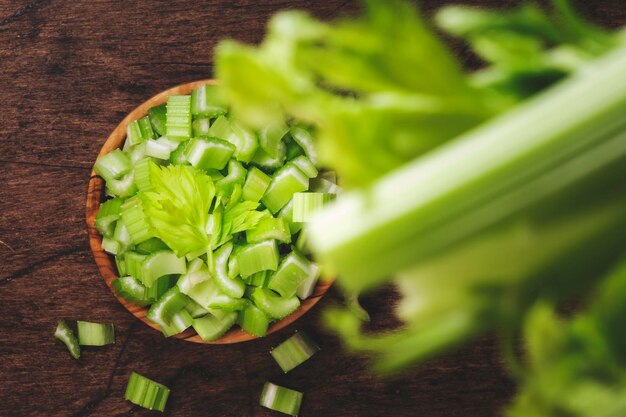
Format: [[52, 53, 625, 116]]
[[215, 1, 626, 415]]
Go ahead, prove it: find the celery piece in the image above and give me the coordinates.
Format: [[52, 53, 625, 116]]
[[259, 382, 303, 416], [278, 199, 302, 235], [148, 104, 167, 136], [250, 287, 301, 319], [192, 117, 212, 137], [271, 331, 319, 373], [140, 251, 186, 288], [268, 252, 311, 298], [133, 158, 153, 192], [246, 270, 269, 287], [262, 163, 309, 214], [54, 320, 80, 359], [290, 126, 318, 166], [126, 117, 155, 148], [106, 172, 137, 198], [111, 221, 130, 255], [184, 137, 235, 170], [296, 263, 320, 300], [236, 240, 280, 277], [94, 149, 131, 182], [166, 95, 192, 139], [286, 140, 305, 160], [213, 242, 246, 298], [292, 192, 334, 223], [242, 166, 271, 202], [146, 287, 190, 328], [217, 159, 247, 195], [124, 251, 147, 282], [246, 217, 291, 244], [251, 141, 286, 170], [259, 120, 289, 158], [230, 120, 259, 162], [169, 140, 190, 165], [238, 302, 270, 337], [125, 372, 170, 412], [145, 139, 172, 160], [135, 238, 170, 255], [191, 84, 227, 117], [101, 236, 120, 255], [76, 321, 115, 346], [159, 309, 194, 337], [290, 156, 318, 178], [112, 276, 150, 306], [120, 196, 154, 245], [95, 198, 124, 238], [193, 312, 238, 341]]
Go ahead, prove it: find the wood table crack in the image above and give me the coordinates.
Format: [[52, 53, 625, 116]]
[[0, 245, 86, 286], [69, 322, 137, 417]]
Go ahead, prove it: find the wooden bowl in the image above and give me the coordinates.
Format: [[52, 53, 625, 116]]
[[86, 79, 333, 344]]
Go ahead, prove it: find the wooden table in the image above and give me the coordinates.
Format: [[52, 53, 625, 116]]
[[1, 1, 623, 416]]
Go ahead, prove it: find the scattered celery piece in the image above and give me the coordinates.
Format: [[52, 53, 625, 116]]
[[259, 382, 303, 416], [271, 331, 319, 373], [76, 321, 115, 346], [125, 372, 170, 412], [54, 321, 80, 359]]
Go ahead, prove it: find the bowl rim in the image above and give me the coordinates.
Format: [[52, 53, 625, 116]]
[[85, 79, 333, 344]]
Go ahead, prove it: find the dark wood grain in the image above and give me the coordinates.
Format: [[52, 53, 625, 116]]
[[1, 1, 624, 416]]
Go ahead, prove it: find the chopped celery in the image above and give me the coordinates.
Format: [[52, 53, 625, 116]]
[[193, 312, 238, 341], [268, 252, 312, 298], [54, 320, 80, 359], [290, 155, 318, 178], [140, 251, 186, 288], [290, 126, 318, 166], [169, 140, 189, 165], [147, 104, 167, 136], [112, 276, 151, 306], [94, 149, 131, 182], [246, 270, 269, 287], [191, 84, 227, 117], [146, 287, 189, 328], [259, 382, 303, 416], [76, 321, 115, 346], [120, 196, 154, 245], [124, 251, 147, 281], [250, 288, 301, 319], [296, 263, 320, 300], [242, 166, 271, 202], [192, 117, 212, 137], [292, 192, 334, 222], [271, 331, 319, 373], [184, 137, 235, 170], [238, 302, 270, 337], [210, 116, 259, 162], [217, 159, 246, 195], [145, 139, 172, 160], [251, 141, 286, 169], [165, 95, 192, 139], [262, 163, 309, 214], [105, 172, 137, 198], [133, 158, 153, 192], [135, 237, 169, 254], [278, 199, 302, 235], [125, 371, 170, 412], [95, 198, 124, 238], [126, 116, 155, 147], [112, 216, 132, 253], [236, 240, 280, 277], [159, 309, 193, 337], [246, 217, 291, 244], [259, 120, 289, 158], [213, 242, 246, 298], [101, 236, 120, 255]]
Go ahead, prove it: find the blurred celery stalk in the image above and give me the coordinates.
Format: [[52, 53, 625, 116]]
[[215, 1, 626, 415]]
